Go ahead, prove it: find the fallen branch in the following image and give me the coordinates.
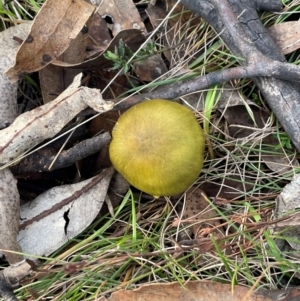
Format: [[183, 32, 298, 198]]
[[17, 132, 111, 173], [178, 0, 300, 151]]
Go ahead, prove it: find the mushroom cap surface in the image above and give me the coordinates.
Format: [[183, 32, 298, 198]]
[[109, 99, 205, 196]]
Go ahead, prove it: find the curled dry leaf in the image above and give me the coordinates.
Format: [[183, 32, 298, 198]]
[[0, 259, 32, 301], [5, 0, 95, 82], [0, 22, 32, 129], [0, 73, 114, 166], [18, 167, 114, 257], [2, 260, 32, 287], [0, 169, 23, 264]]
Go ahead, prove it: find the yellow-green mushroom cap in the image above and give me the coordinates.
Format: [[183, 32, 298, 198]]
[[109, 99, 205, 197]]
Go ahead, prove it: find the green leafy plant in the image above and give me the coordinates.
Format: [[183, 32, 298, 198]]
[[104, 40, 156, 74], [103, 39, 134, 74], [275, 132, 293, 150]]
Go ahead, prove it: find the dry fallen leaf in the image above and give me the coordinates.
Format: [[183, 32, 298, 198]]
[[5, 0, 95, 82], [176, 188, 228, 258], [146, 1, 200, 66], [0, 22, 32, 268], [0, 168, 22, 264], [0, 73, 114, 166], [97, 0, 144, 36], [85, 11, 112, 57], [133, 54, 168, 82], [0, 22, 32, 128], [18, 168, 114, 257], [39, 29, 87, 103], [269, 21, 300, 55], [98, 280, 274, 301]]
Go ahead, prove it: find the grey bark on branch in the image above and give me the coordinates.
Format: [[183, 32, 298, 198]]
[[179, 0, 300, 152], [16, 132, 111, 173], [112, 59, 300, 111]]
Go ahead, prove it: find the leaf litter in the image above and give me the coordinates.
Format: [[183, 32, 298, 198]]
[[5, 0, 95, 82], [0, 0, 300, 300], [18, 167, 114, 257], [0, 22, 32, 129], [0, 73, 114, 166]]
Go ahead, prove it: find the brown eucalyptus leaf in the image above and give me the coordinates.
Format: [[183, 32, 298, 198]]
[[0, 22, 32, 128], [133, 54, 168, 82], [146, 5, 172, 62], [0, 73, 114, 166], [85, 12, 112, 58], [0, 169, 23, 264], [97, 0, 144, 36], [18, 168, 114, 257], [98, 280, 274, 301], [268, 21, 300, 55], [39, 30, 87, 103], [5, 0, 95, 82], [39, 64, 81, 104], [108, 173, 131, 207], [222, 105, 268, 138]]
